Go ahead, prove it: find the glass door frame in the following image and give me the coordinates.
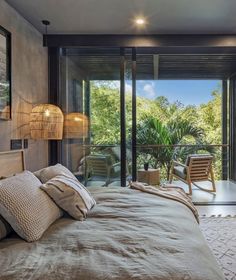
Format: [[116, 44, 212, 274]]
[[48, 46, 229, 186], [120, 47, 137, 186], [49, 46, 135, 187]]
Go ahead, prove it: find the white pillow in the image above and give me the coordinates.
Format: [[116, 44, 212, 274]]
[[0, 171, 62, 242], [34, 163, 77, 184], [41, 175, 96, 220]]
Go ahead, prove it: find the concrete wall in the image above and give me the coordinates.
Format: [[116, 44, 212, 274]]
[[0, 0, 48, 171]]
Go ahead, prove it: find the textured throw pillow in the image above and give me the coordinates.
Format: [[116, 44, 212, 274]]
[[0, 215, 12, 240], [34, 163, 77, 184], [0, 171, 62, 242], [0, 177, 13, 241], [41, 175, 96, 220]]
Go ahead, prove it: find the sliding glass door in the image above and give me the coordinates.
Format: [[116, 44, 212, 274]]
[[135, 51, 227, 190], [60, 48, 135, 187], [59, 47, 228, 188]]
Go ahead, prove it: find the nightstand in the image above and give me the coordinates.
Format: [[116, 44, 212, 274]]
[[137, 168, 160, 186]]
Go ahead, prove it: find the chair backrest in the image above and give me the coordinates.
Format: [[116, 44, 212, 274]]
[[85, 155, 112, 177], [187, 154, 213, 181]]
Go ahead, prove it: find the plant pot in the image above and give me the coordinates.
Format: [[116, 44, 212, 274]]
[[144, 163, 149, 171]]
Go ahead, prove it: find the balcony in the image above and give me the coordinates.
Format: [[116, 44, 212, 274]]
[[66, 143, 236, 204]]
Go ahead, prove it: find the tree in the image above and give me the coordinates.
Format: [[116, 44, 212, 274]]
[[136, 117, 206, 179], [90, 81, 121, 144], [198, 91, 221, 144], [89, 81, 222, 179]]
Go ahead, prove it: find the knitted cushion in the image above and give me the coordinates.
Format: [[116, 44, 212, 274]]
[[34, 164, 77, 184], [41, 175, 96, 220], [0, 171, 62, 242]]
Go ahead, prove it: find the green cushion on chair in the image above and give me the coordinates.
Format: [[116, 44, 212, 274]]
[[173, 166, 187, 179]]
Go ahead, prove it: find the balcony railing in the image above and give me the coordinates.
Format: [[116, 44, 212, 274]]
[[65, 143, 229, 185], [136, 144, 229, 181]]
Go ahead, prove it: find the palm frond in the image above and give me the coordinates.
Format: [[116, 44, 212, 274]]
[[167, 120, 204, 144]]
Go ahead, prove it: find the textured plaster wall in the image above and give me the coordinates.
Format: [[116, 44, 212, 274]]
[[0, 0, 48, 171]]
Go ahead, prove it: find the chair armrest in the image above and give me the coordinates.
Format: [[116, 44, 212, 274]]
[[172, 160, 187, 168], [111, 162, 121, 174], [112, 162, 121, 168]]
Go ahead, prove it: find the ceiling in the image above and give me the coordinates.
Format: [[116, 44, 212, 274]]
[[5, 0, 236, 35], [63, 49, 236, 79]]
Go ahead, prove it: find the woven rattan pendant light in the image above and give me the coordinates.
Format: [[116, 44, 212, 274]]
[[30, 104, 64, 140], [29, 21, 64, 140], [63, 112, 88, 139]]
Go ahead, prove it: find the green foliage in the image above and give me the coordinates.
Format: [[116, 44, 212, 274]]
[[198, 90, 222, 144], [90, 81, 120, 144], [136, 117, 205, 178], [0, 82, 10, 107], [90, 81, 222, 180]]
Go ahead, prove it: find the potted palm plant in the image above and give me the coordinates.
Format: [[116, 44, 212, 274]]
[[136, 117, 213, 180]]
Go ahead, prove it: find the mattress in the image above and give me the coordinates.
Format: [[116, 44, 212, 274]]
[[0, 186, 224, 280]]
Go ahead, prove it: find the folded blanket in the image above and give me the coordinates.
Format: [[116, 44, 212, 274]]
[[130, 181, 199, 223]]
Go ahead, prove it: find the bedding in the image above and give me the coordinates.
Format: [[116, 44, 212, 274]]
[[0, 215, 12, 240], [41, 175, 96, 220], [34, 163, 78, 183], [0, 171, 62, 242], [0, 186, 224, 280], [130, 181, 199, 222]]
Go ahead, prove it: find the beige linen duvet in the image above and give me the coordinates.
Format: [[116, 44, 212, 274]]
[[0, 186, 224, 280]]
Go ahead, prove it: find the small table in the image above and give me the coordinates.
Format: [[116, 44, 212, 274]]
[[137, 168, 160, 186]]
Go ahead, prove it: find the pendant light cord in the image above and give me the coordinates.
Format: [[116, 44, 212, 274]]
[[42, 20, 50, 47], [41, 20, 50, 97]]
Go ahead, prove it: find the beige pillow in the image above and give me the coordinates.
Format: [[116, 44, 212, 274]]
[[0, 177, 13, 241], [41, 175, 96, 220], [0, 171, 62, 242], [34, 163, 77, 184], [0, 215, 12, 240]]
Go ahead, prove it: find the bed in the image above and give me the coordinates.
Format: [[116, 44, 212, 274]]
[[0, 151, 224, 280]]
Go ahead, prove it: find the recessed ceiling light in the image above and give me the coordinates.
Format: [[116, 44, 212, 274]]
[[135, 18, 146, 26]]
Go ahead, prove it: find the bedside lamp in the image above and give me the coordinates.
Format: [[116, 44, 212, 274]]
[[30, 104, 64, 140], [63, 112, 88, 139]]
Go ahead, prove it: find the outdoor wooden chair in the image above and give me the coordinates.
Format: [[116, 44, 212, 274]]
[[84, 155, 120, 186], [169, 154, 216, 195]]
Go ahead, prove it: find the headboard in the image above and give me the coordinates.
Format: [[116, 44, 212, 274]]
[[0, 150, 25, 177]]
